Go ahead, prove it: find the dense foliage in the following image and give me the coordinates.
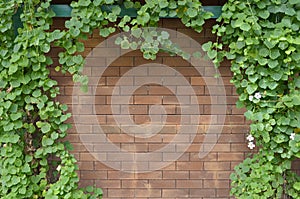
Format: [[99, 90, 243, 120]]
[[0, 0, 100, 198], [1, 0, 299, 198], [204, 0, 300, 198], [0, 0, 211, 198]]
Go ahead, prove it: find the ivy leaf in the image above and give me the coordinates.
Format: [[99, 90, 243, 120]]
[[8, 64, 18, 75], [10, 112, 22, 121], [42, 137, 54, 146], [292, 95, 300, 105], [158, 0, 169, 8], [258, 10, 270, 19], [78, 0, 91, 6], [246, 84, 258, 94], [121, 39, 130, 49], [240, 23, 251, 31], [259, 48, 269, 57], [32, 90, 42, 98], [59, 124, 69, 132], [207, 50, 217, 59], [187, 8, 197, 18], [202, 41, 212, 51], [40, 44, 50, 53], [100, 28, 111, 37], [3, 123, 14, 131], [41, 123, 51, 134], [131, 28, 142, 38], [270, 49, 280, 59], [268, 60, 279, 68], [294, 182, 300, 191]]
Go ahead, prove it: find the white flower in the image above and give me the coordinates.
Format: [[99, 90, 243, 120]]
[[254, 92, 262, 99], [56, 165, 61, 171], [249, 95, 254, 101], [248, 142, 255, 150], [246, 134, 254, 142], [290, 133, 295, 140]]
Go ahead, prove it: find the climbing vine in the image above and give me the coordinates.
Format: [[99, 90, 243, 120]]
[[2, 0, 299, 198], [203, 0, 300, 198], [0, 0, 211, 198]]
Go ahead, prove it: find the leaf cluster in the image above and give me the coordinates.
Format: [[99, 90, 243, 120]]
[[203, 0, 300, 198]]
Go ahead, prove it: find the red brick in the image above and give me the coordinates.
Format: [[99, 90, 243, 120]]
[[149, 180, 175, 188], [190, 171, 217, 179], [135, 189, 162, 197], [80, 170, 107, 180], [204, 162, 231, 171], [95, 180, 121, 188], [203, 179, 230, 188], [176, 162, 203, 170], [176, 180, 203, 188], [108, 189, 135, 197], [134, 96, 162, 104], [163, 171, 189, 179], [190, 188, 216, 197], [162, 189, 189, 197], [121, 180, 149, 188]]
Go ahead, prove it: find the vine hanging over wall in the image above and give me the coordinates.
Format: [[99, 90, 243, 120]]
[[0, 0, 211, 198], [203, 0, 300, 198], [1, 0, 299, 198]]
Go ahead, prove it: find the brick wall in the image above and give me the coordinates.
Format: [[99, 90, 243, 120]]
[[49, 16, 251, 198], [48, 3, 299, 199]]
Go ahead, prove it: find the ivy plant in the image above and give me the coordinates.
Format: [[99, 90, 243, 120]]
[[0, 0, 102, 198], [0, 0, 212, 198], [203, 0, 300, 198]]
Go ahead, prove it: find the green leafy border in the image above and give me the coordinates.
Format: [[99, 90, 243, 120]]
[[203, 0, 300, 198]]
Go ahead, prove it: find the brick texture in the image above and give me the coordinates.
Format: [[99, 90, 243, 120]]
[[49, 1, 299, 198]]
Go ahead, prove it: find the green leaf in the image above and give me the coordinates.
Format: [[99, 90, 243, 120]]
[[41, 123, 51, 133], [187, 8, 197, 18], [158, 0, 169, 8], [8, 64, 18, 75], [78, 0, 91, 6], [289, 0, 299, 4], [240, 23, 251, 31], [131, 28, 142, 38], [59, 124, 69, 132], [268, 60, 279, 68], [294, 182, 300, 191], [246, 84, 258, 94], [121, 39, 130, 49], [292, 95, 300, 105], [259, 48, 269, 57], [4, 123, 14, 131], [202, 42, 212, 51], [10, 112, 22, 121], [99, 28, 111, 37], [270, 49, 280, 59], [41, 44, 50, 53], [86, 186, 94, 193], [32, 90, 42, 98], [42, 137, 54, 146], [258, 10, 270, 19], [207, 50, 217, 59]]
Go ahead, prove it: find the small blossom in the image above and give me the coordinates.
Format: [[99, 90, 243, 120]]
[[290, 133, 295, 140], [249, 95, 254, 101], [56, 165, 61, 171], [248, 142, 255, 150], [254, 92, 262, 99], [246, 134, 254, 142]]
